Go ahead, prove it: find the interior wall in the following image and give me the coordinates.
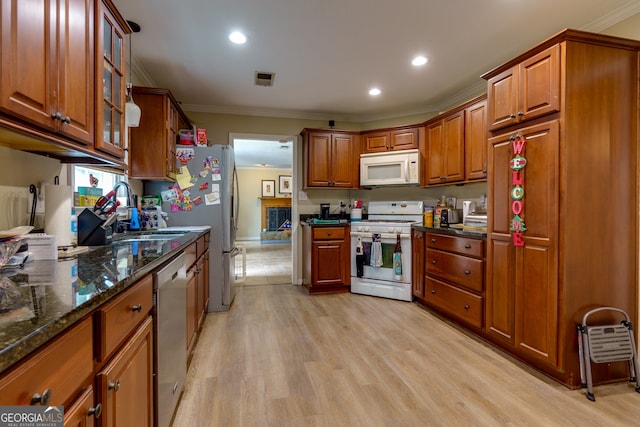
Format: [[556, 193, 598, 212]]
[[0, 145, 64, 230], [236, 167, 292, 239]]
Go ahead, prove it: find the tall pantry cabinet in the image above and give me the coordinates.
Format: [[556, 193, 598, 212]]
[[482, 30, 639, 388]]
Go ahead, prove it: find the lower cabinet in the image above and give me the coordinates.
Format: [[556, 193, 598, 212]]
[[417, 232, 485, 330], [186, 233, 210, 360], [96, 316, 154, 427], [303, 225, 350, 293], [64, 386, 100, 427]]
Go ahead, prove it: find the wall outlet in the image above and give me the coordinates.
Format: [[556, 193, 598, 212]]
[[27, 186, 45, 214]]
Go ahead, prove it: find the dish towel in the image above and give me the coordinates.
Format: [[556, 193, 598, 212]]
[[370, 233, 383, 267]]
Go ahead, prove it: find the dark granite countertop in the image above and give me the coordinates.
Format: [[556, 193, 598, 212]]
[[0, 229, 207, 375], [412, 224, 487, 240]]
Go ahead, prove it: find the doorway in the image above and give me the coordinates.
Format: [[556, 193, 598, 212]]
[[231, 133, 298, 286]]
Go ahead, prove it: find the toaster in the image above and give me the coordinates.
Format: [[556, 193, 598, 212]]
[[440, 208, 462, 225]]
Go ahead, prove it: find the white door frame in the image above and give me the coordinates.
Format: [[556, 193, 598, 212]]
[[229, 132, 301, 285]]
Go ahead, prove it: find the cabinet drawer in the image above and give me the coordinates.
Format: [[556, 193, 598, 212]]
[[426, 233, 484, 258], [426, 248, 484, 292], [313, 227, 345, 241], [96, 275, 153, 362], [425, 277, 483, 328], [0, 317, 93, 406]]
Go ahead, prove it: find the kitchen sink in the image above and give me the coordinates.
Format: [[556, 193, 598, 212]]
[[114, 233, 187, 243]]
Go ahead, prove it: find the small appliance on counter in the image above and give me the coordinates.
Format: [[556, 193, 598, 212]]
[[320, 203, 330, 220], [462, 200, 477, 222]]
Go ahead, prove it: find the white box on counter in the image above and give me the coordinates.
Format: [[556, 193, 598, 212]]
[[20, 233, 57, 260]]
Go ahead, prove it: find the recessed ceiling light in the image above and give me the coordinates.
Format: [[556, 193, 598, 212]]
[[229, 31, 247, 44], [412, 55, 428, 66], [369, 88, 381, 96]]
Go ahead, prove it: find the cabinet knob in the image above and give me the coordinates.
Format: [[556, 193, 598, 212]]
[[464, 269, 471, 275], [464, 244, 471, 249], [431, 260, 436, 264], [88, 403, 103, 419], [62, 116, 71, 124], [509, 113, 516, 119], [131, 304, 143, 312], [51, 112, 62, 121], [108, 380, 120, 391], [431, 289, 436, 294], [431, 238, 436, 243], [327, 232, 332, 236], [464, 305, 470, 310], [517, 111, 524, 116], [30, 388, 52, 405]]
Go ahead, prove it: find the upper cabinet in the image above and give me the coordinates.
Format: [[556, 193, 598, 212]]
[[128, 86, 192, 181], [425, 110, 465, 185], [302, 129, 360, 188], [486, 44, 560, 131], [95, 0, 129, 159], [363, 126, 419, 153], [464, 98, 488, 180], [0, 0, 95, 145]]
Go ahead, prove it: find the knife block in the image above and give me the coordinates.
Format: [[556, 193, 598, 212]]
[[78, 209, 113, 246]]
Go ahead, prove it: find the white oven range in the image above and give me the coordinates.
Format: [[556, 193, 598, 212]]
[[350, 201, 423, 301]]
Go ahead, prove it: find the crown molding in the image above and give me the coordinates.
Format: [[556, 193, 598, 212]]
[[581, 0, 640, 32]]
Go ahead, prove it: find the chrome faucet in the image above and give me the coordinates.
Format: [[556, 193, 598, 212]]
[[112, 181, 135, 207]]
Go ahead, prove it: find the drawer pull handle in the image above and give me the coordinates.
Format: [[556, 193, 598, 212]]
[[88, 403, 103, 419], [464, 305, 470, 310], [31, 388, 52, 405], [132, 304, 143, 312], [431, 290, 436, 294], [108, 380, 120, 392], [464, 270, 471, 275], [464, 244, 471, 249]]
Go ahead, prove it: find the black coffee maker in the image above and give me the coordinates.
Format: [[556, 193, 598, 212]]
[[320, 203, 330, 219]]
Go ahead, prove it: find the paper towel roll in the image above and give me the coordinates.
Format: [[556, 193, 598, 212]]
[[44, 184, 73, 247]]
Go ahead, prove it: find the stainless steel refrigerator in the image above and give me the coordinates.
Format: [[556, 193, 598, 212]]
[[145, 144, 239, 311]]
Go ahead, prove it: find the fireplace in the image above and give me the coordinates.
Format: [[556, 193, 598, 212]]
[[260, 197, 292, 242]]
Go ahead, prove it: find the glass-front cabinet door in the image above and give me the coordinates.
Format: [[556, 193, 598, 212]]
[[95, 0, 129, 159]]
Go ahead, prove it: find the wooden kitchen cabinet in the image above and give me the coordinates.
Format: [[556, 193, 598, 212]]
[[363, 126, 419, 153], [482, 30, 640, 387], [97, 316, 153, 427], [425, 110, 464, 185], [303, 225, 351, 293], [464, 98, 488, 180], [411, 228, 425, 299], [0, 316, 94, 407], [422, 233, 485, 329], [186, 232, 210, 360], [64, 386, 100, 427], [94, 0, 130, 159], [95, 275, 154, 427], [486, 44, 560, 131], [128, 86, 192, 180], [302, 129, 360, 188], [0, 0, 94, 145]]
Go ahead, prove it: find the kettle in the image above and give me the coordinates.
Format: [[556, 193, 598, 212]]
[[462, 201, 477, 222]]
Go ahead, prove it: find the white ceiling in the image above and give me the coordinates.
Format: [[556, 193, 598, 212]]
[[113, 0, 640, 166]]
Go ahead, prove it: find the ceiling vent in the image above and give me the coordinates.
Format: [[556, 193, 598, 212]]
[[255, 71, 275, 87]]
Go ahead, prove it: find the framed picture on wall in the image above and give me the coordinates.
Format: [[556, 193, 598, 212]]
[[262, 180, 275, 197], [279, 175, 292, 194]]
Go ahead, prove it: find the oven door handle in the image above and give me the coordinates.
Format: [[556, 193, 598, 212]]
[[350, 232, 411, 240]]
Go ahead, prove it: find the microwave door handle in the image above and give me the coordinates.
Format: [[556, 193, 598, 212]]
[[404, 159, 409, 182]]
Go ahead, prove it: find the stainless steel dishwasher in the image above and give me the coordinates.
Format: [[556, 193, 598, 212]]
[[153, 253, 187, 427]]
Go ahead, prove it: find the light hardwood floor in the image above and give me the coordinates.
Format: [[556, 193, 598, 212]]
[[174, 284, 640, 426]]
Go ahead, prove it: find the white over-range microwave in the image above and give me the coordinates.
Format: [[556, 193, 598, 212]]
[[360, 149, 420, 187]]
